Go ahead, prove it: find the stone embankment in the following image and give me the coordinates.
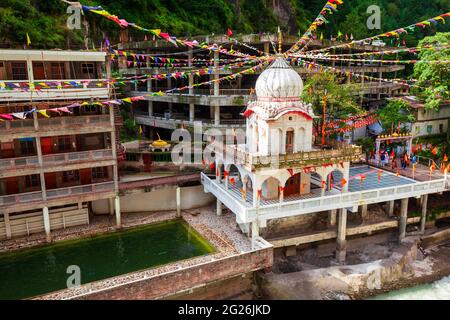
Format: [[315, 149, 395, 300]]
[[261, 230, 450, 300]]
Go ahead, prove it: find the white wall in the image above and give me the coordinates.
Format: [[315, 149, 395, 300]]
[[91, 185, 214, 214]]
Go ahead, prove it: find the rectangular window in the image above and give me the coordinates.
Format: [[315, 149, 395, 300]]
[[57, 136, 72, 152], [11, 62, 28, 80], [20, 140, 35, 155], [25, 174, 40, 188], [62, 170, 79, 183], [92, 167, 108, 179], [439, 124, 444, 133], [50, 62, 66, 79], [81, 63, 95, 75]]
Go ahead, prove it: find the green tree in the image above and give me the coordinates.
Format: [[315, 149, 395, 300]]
[[412, 32, 450, 110], [301, 73, 363, 136], [377, 99, 415, 133]]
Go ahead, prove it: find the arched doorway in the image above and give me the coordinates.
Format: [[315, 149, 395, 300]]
[[284, 173, 301, 197]]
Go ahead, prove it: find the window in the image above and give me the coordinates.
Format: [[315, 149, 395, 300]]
[[11, 62, 28, 80], [81, 63, 95, 75], [0, 62, 3, 67], [50, 62, 65, 80], [92, 167, 108, 180], [25, 175, 40, 188], [126, 153, 138, 162], [439, 124, 444, 133], [427, 125, 433, 134], [57, 136, 72, 152], [83, 105, 97, 113], [20, 140, 35, 155], [62, 170, 80, 183]]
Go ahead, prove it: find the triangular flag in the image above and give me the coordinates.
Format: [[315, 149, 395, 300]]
[[39, 110, 50, 118], [26, 33, 31, 46], [227, 28, 233, 37]]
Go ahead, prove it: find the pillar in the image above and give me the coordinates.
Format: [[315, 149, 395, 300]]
[[388, 200, 395, 217], [4, 213, 12, 240], [189, 104, 195, 122], [43, 207, 51, 242], [263, 42, 270, 54], [328, 209, 337, 227], [115, 196, 122, 228], [213, 51, 219, 96], [216, 198, 222, 216], [176, 187, 181, 217], [361, 204, 368, 222], [148, 101, 153, 117], [336, 208, 347, 263], [108, 198, 114, 215], [399, 198, 408, 242], [420, 194, 428, 234], [214, 104, 220, 125]]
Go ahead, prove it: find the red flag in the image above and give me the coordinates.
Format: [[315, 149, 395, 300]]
[[301, 183, 306, 194], [432, 146, 438, 155], [321, 180, 326, 189], [444, 154, 448, 162], [223, 171, 229, 178], [359, 175, 366, 187], [227, 28, 233, 37], [287, 169, 294, 176], [230, 177, 235, 186], [209, 162, 215, 170], [257, 189, 262, 199], [279, 186, 284, 193], [391, 150, 395, 158]]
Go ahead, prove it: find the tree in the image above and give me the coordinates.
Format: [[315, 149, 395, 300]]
[[412, 32, 450, 110], [376, 99, 415, 133], [301, 72, 363, 138]]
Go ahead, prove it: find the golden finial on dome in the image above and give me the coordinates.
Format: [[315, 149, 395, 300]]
[[278, 26, 282, 54]]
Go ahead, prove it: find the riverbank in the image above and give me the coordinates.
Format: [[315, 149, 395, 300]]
[[260, 229, 450, 300]]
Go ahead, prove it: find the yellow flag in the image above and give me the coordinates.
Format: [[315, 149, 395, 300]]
[[39, 110, 49, 118], [26, 33, 31, 46], [139, 126, 143, 135]]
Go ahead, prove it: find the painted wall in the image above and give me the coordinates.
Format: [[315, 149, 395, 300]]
[[91, 185, 214, 214]]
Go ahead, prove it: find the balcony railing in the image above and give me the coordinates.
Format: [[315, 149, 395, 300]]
[[135, 112, 246, 127], [0, 156, 39, 169], [214, 143, 363, 170], [42, 149, 114, 165], [0, 181, 115, 207], [0, 79, 110, 102], [0, 115, 112, 133], [138, 88, 251, 96]]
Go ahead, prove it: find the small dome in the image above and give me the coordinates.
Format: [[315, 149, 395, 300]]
[[151, 133, 168, 147], [255, 57, 303, 99]]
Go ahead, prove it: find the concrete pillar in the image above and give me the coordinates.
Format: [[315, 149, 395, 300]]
[[336, 208, 347, 263], [35, 136, 47, 201], [214, 51, 219, 96], [43, 207, 51, 242], [399, 198, 408, 242], [214, 104, 220, 126], [388, 200, 395, 217], [189, 104, 195, 122], [115, 196, 122, 228], [4, 213, 12, 240], [328, 209, 337, 227], [361, 204, 368, 222], [176, 187, 181, 217], [108, 198, 114, 215], [216, 198, 222, 216], [420, 194, 428, 234], [263, 42, 270, 54], [148, 101, 153, 117]]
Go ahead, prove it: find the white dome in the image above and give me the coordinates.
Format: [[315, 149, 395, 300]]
[[255, 57, 303, 99]]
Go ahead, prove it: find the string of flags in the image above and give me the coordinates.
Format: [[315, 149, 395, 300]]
[[306, 12, 450, 54], [287, 0, 345, 54], [294, 55, 450, 65]]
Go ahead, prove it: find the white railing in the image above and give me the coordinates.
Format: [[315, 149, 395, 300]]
[[0, 191, 43, 206], [38, 114, 111, 127], [42, 149, 113, 165], [201, 172, 446, 224], [46, 181, 115, 199], [0, 156, 39, 169]]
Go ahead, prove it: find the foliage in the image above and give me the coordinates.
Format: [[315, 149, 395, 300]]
[[412, 32, 450, 109], [301, 72, 363, 134], [376, 99, 415, 132], [355, 136, 376, 159], [0, 0, 448, 48]]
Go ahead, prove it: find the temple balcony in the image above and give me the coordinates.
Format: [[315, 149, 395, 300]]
[[0, 181, 116, 214], [201, 166, 447, 225], [0, 149, 114, 179], [0, 114, 113, 141], [0, 79, 110, 102], [214, 142, 363, 171], [131, 89, 251, 106]]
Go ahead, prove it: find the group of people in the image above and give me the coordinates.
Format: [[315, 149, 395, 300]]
[[378, 149, 417, 170]]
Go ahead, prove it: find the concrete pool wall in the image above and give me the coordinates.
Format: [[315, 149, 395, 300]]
[[92, 185, 214, 214]]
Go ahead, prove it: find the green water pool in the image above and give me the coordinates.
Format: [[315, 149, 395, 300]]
[[0, 219, 215, 300]]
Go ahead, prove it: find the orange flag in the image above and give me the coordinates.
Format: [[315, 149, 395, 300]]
[[432, 147, 438, 155], [378, 170, 382, 183], [359, 175, 366, 186], [230, 177, 236, 186], [341, 178, 347, 187], [302, 183, 306, 194], [321, 180, 326, 189], [444, 154, 448, 162], [257, 189, 262, 199]]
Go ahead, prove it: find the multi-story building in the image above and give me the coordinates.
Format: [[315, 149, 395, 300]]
[[0, 50, 122, 242], [117, 34, 407, 140]]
